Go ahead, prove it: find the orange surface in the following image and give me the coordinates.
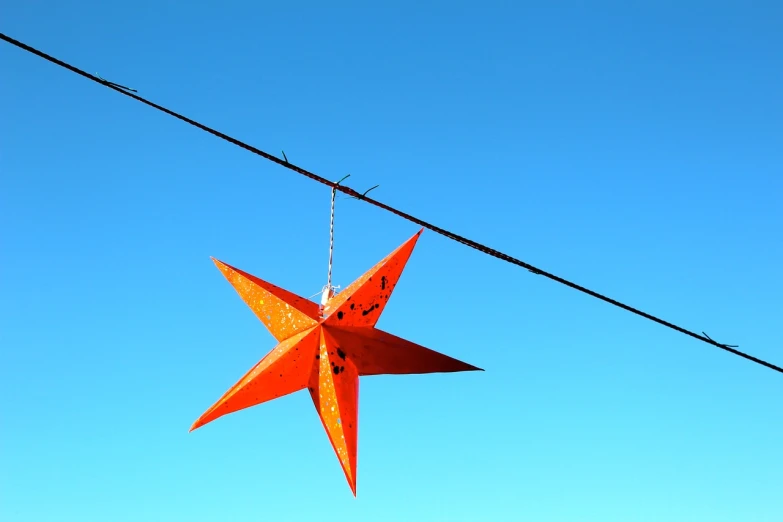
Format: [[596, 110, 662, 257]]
[[191, 229, 482, 495]]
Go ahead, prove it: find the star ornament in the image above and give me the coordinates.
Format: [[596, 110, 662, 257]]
[[190, 229, 481, 495]]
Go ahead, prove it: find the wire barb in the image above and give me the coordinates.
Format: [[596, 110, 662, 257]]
[[350, 184, 380, 200], [2, 31, 781, 376], [702, 332, 739, 349], [96, 73, 137, 92]]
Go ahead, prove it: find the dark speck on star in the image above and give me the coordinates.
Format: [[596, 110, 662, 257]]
[[337, 311, 344, 320], [350, 303, 355, 310], [333, 366, 340, 375], [316, 354, 320, 359], [337, 348, 346, 360], [340, 366, 345, 373]]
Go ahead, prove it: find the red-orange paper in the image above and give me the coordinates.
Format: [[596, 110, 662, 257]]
[[190, 229, 481, 495]]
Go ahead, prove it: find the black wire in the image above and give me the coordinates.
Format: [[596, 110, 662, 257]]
[[2, 31, 780, 376]]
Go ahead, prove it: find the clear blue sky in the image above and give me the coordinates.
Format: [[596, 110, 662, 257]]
[[2, 2, 782, 521]]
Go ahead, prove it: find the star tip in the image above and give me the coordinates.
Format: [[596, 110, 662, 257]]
[[210, 257, 229, 271]]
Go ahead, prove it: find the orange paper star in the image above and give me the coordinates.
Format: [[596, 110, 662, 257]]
[[190, 229, 481, 495]]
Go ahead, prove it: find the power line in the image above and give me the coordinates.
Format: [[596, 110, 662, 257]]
[[2, 31, 780, 376]]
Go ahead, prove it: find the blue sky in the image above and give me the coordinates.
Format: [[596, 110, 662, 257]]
[[2, 2, 782, 521]]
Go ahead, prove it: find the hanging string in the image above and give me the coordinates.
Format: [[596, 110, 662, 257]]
[[323, 185, 337, 304], [2, 32, 781, 376], [320, 176, 347, 309], [328, 186, 336, 291]]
